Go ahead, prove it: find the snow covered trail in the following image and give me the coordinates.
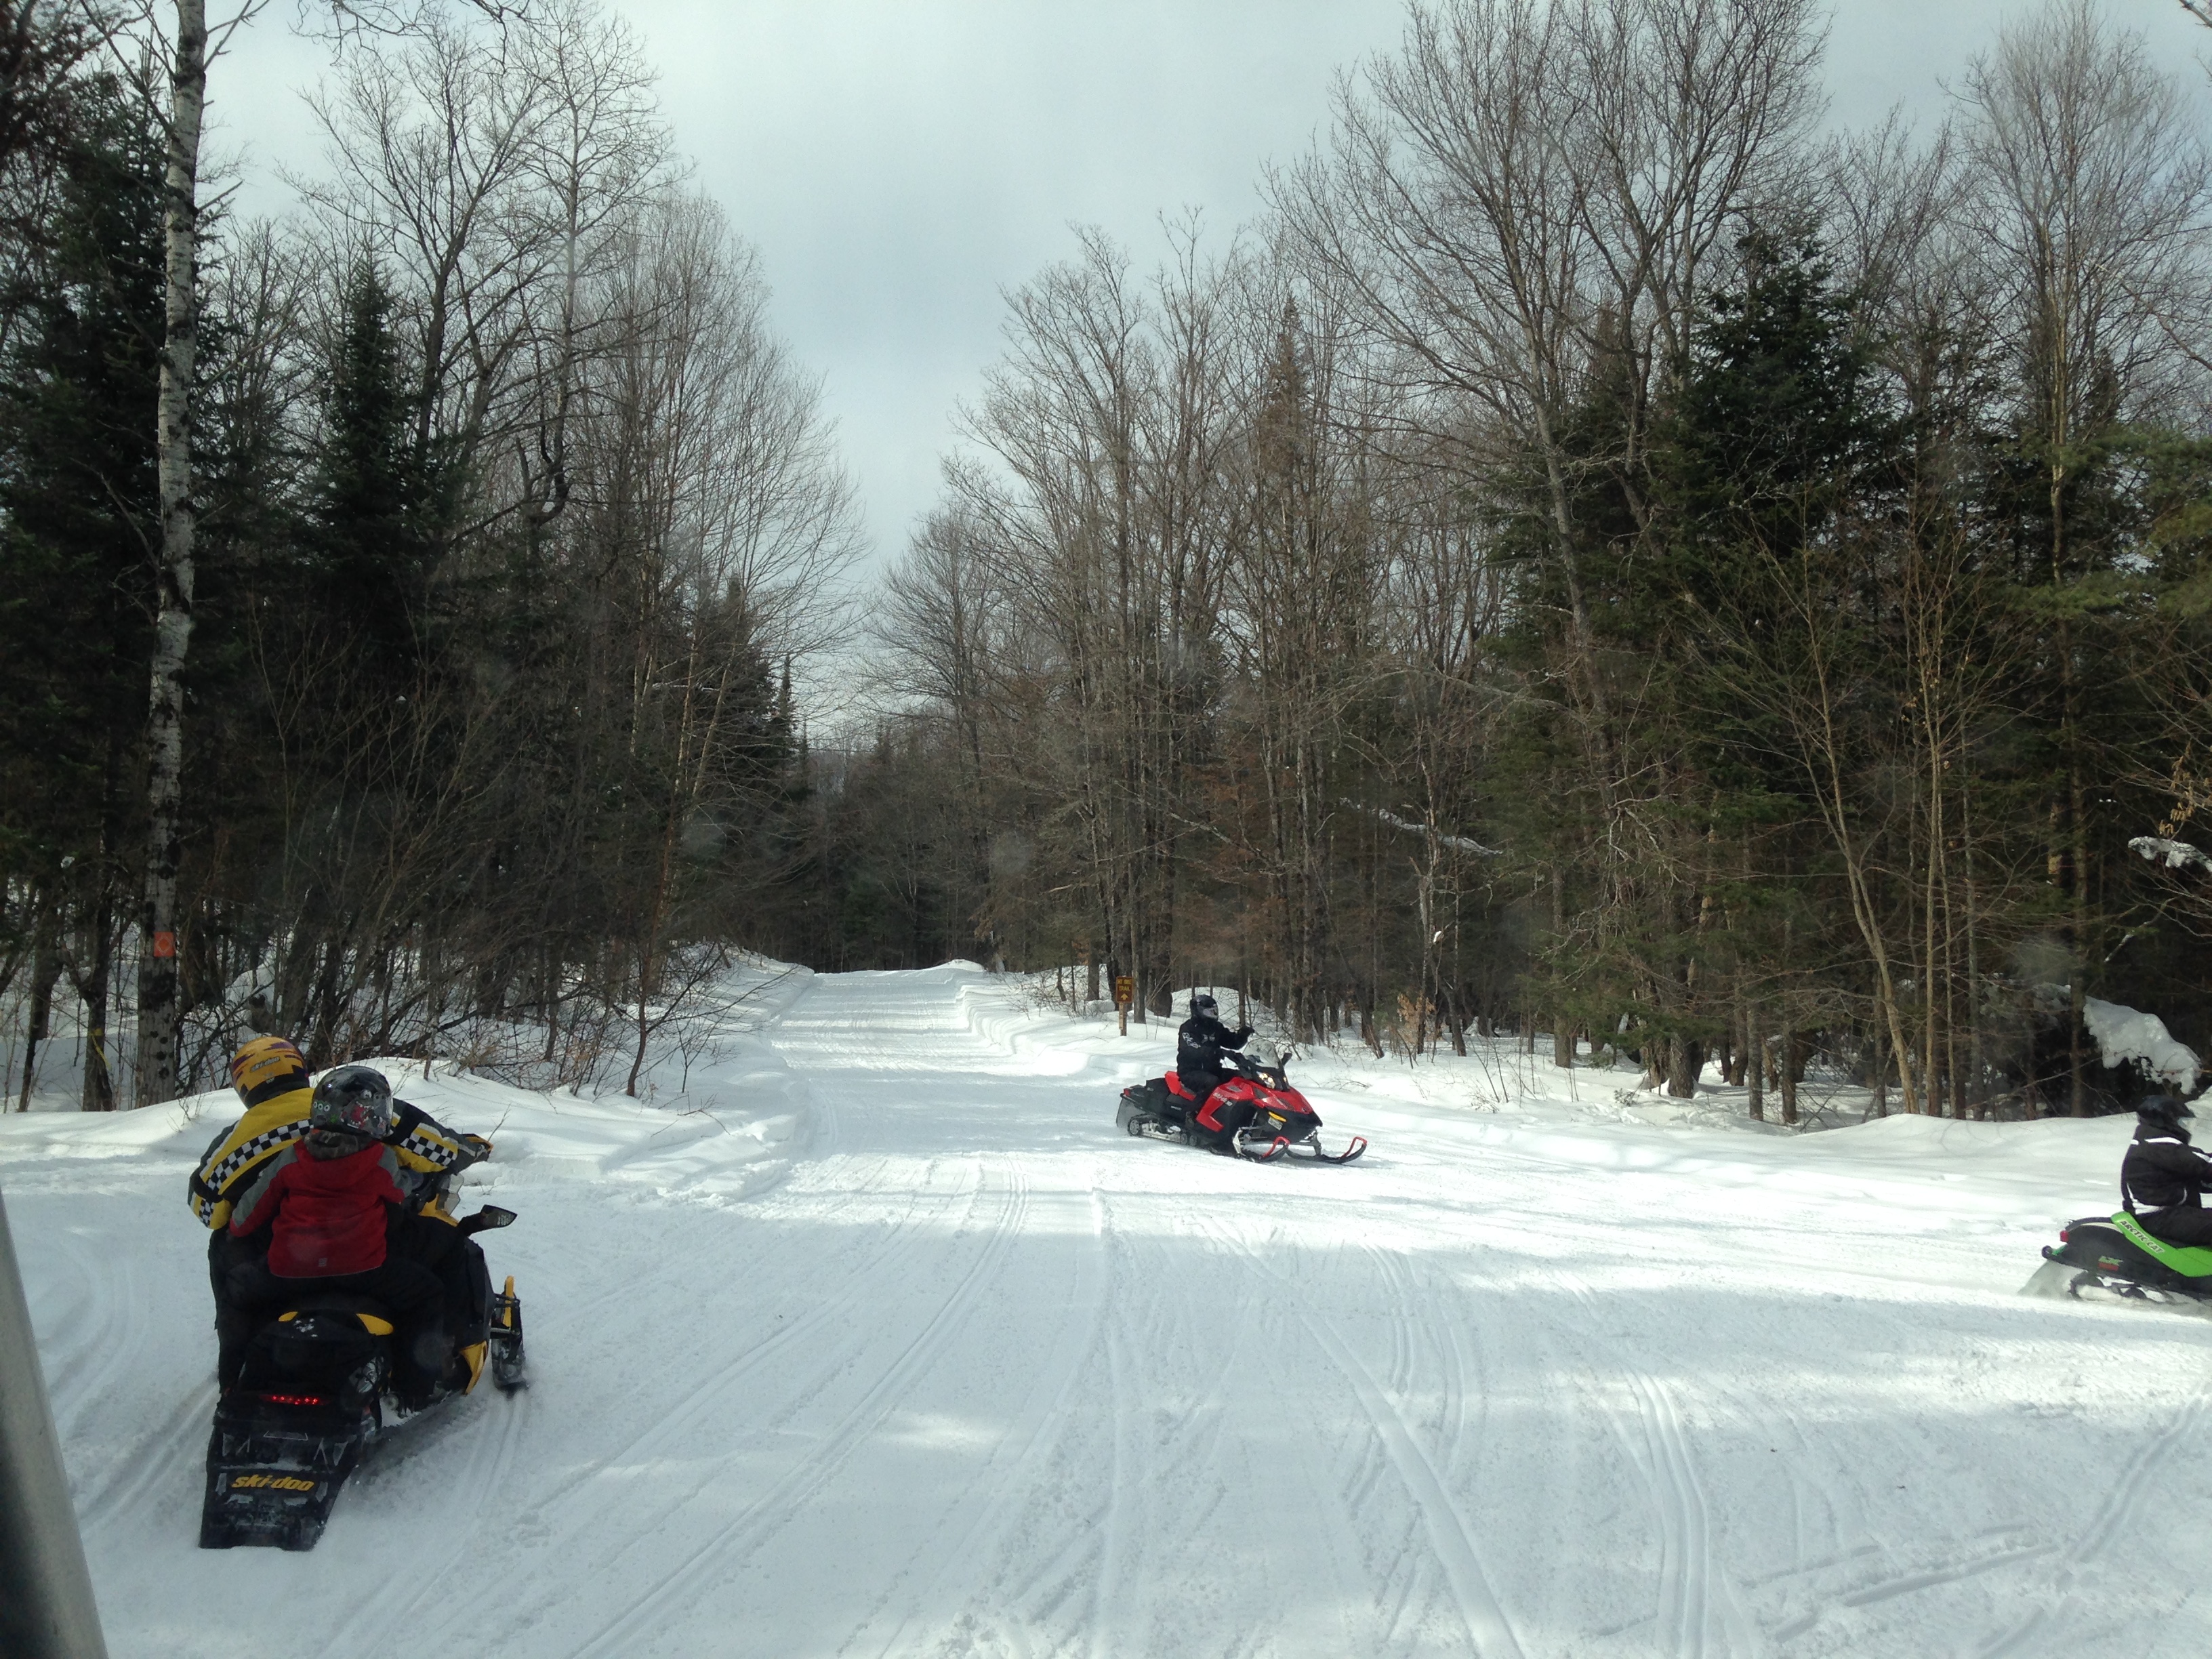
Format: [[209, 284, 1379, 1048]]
[[9, 962, 2212, 1657]]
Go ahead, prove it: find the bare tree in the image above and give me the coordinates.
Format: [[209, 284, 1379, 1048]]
[[133, 0, 220, 1109], [941, 227, 1242, 1013], [567, 190, 859, 1090], [1278, 0, 1823, 1078], [129, 0, 529, 1108], [1221, 284, 1381, 1039], [1961, 0, 2211, 1112]]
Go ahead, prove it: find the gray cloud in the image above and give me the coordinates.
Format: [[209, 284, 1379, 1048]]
[[207, 0, 2206, 576]]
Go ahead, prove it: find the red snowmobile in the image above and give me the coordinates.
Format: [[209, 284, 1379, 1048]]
[[1116, 1048, 1366, 1164]]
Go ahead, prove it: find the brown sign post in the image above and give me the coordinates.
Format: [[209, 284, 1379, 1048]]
[[1112, 975, 1134, 1036]]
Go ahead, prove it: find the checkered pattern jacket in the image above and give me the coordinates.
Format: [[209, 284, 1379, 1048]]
[[188, 1084, 483, 1229]]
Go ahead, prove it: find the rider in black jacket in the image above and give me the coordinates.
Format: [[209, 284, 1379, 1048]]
[[1176, 994, 1254, 1147], [2123, 1096, 2212, 1248]]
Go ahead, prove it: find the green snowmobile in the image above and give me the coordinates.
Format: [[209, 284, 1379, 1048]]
[[2025, 1211, 2212, 1310]]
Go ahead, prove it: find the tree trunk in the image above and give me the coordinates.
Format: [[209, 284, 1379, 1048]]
[[1778, 1019, 1799, 1127], [1746, 1002, 1764, 1122], [307, 935, 344, 1067], [1665, 1033, 1701, 1099], [78, 899, 116, 1112], [134, 0, 207, 1111], [2070, 750, 2090, 1116], [1964, 787, 1986, 1118], [17, 905, 60, 1112]]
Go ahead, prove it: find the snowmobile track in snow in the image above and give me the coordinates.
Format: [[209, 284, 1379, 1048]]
[[18, 962, 2212, 1657], [1197, 1209, 1527, 1659], [1973, 1368, 2212, 1658], [563, 1162, 1036, 1658], [1549, 1269, 1758, 1659]]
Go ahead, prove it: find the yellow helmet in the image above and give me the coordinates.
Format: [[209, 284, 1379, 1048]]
[[228, 1036, 308, 1107]]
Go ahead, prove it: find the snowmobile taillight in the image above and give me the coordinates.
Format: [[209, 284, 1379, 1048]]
[[2060, 1229, 2072, 1244], [257, 1392, 327, 1407]]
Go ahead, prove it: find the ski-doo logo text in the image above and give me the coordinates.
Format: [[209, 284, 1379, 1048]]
[[230, 1474, 316, 1492]]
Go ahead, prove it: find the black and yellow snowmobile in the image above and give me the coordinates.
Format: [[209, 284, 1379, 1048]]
[[199, 1195, 527, 1551]]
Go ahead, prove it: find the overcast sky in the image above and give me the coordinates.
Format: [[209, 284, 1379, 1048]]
[[210, 1, 2208, 577]]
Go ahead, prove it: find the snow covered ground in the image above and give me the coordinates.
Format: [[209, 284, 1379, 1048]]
[[7, 962, 2211, 1658]]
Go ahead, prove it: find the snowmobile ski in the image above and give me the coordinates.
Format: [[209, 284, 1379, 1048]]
[[489, 1275, 528, 1390], [1236, 1132, 1293, 1163]]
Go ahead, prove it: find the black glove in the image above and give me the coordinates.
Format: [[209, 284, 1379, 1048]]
[[1235, 1026, 1254, 1044]]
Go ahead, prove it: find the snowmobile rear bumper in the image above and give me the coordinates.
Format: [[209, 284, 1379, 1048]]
[[200, 1393, 376, 1551]]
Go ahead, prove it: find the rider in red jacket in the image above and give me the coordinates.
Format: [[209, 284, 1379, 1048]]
[[230, 1136, 410, 1275], [224, 1066, 447, 1403]]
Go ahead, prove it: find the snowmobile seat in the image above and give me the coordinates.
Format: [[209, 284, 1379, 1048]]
[[249, 1310, 387, 1387], [2096, 1213, 2212, 1277], [274, 1289, 400, 1329]]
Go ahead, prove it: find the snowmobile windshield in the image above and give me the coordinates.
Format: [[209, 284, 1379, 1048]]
[[1226, 1050, 1290, 1091]]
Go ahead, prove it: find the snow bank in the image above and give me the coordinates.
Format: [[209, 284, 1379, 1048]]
[[0, 1039, 812, 1206], [2083, 996, 2200, 1091]]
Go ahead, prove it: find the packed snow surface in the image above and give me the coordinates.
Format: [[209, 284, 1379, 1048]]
[[8, 963, 2212, 1658]]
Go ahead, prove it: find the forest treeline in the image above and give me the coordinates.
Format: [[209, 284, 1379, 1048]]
[[0, 0, 858, 1103], [6, 0, 2212, 1120], [828, 0, 2212, 1122]]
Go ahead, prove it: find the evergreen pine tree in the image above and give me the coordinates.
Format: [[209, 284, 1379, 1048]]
[[305, 257, 437, 676], [0, 74, 166, 1107]]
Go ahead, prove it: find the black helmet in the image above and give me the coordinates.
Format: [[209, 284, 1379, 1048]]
[[310, 1065, 394, 1139], [1192, 993, 1219, 1019], [2138, 1094, 2195, 1128]]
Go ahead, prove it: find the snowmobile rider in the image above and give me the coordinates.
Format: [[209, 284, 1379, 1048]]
[[2122, 1094, 2212, 1249], [1176, 992, 1256, 1151], [224, 1065, 451, 1406], [192, 1036, 487, 1390]]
